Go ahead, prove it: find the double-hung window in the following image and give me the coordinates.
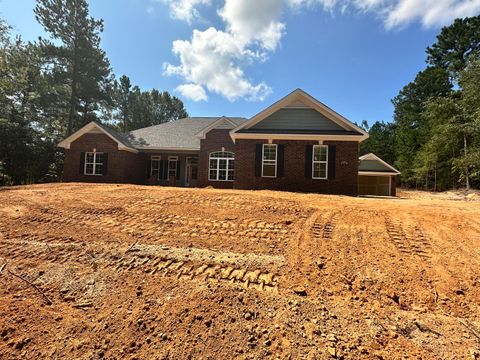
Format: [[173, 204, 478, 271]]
[[168, 156, 178, 178], [151, 156, 161, 179], [312, 145, 328, 179], [209, 151, 234, 181], [262, 144, 277, 178], [84, 152, 104, 176]]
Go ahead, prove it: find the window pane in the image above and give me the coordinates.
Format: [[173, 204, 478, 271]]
[[209, 159, 217, 169], [227, 170, 235, 181], [210, 151, 234, 159], [209, 170, 217, 180], [151, 160, 160, 171], [169, 160, 177, 170], [263, 164, 276, 177], [313, 146, 327, 162], [95, 164, 103, 175], [85, 164, 94, 174], [95, 153, 104, 164], [191, 166, 198, 180], [313, 163, 327, 178], [219, 170, 227, 180], [228, 160, 234, 171], [86, 153, 94, 163], [263, 145, 277, 161], [219, 159, 227, 169]]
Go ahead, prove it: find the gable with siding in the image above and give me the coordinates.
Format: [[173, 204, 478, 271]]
[[359, 159, 393, 172], [249, 108, 348, 132]]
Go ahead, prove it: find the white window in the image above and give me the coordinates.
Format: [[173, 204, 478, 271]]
[[209, 151, 234, 181], [151, 156, 161, 179], [312, 145, 328, 179], [84, 152, 104, 176], [262, 144, 277, 178], [168, 156, 178, 178]]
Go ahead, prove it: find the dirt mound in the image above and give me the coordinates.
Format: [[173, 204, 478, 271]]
[[0, 184, 479, 359]]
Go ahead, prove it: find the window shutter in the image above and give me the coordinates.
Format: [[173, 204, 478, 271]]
[[162, 160, 169, 180], [79, 152, 85, 174], [158, 160, 164, 180], [277, 144, 285, 177], [176, 160, 181, 180], [305, 145, 313, 178], [147, 157, 152, 178], [102, 153, 108, 176], [328, 145, 336, 180], [255, 144, 262, 177]]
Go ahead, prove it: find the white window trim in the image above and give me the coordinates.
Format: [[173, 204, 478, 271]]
[[150, 155, 161, 179], [262, 144, 277, 178], [208, 151, 235, 182], [168, 157, 178, 178], [84, 151, 104, 176], [312, 145, 328, 180]]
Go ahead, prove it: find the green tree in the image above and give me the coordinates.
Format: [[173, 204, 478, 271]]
[[359, 120, 396, 165], [114, 75, 132, 132], [35, 0, 112, 136], [391, 67, 452, 185], [121, 86, 188, 131], [427, 16, 480, 77]]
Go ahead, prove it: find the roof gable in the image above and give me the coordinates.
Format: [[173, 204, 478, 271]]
[[58, 122, 138, 153], [231, 89, 368, 141], [359, 153, 400, 174], [195, 116, 244, 139]]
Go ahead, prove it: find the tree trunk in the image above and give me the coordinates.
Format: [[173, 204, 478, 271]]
[[67, 47, 79, 136], [464, 132, 470, 190]]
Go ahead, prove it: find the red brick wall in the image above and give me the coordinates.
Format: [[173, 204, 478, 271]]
[[197, 129, 236, 189], [63, 133, 146, 184], [234, 139, 359, 196]]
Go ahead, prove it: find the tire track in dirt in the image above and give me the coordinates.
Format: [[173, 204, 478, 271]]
[[126, 193, 311, 217], [0, 236, 284, 294], [311, 212, 338, 240], [384, 215, 432, 261]]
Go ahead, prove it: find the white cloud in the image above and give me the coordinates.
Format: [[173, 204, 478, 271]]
[[287, 0, 480, 28], [160, 0, 212, 23], [219, 0, 286, 51], [164, 27, 272, 101], [384, 0, 480, 29], [164, 0, 480, 102], [176, 83, 208, 101]]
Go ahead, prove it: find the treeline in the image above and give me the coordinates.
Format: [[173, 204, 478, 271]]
[[361, 16, 480, 191], [0, 0, 188, 185]]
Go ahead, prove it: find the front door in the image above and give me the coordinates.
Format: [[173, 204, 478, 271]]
[[185, 157, 198, 187]]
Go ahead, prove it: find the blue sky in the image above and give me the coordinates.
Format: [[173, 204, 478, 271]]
[[1, 0, 479, 125]]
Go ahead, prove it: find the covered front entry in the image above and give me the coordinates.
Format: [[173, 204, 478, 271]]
[[358, 175, 392, 196], [146, 152, 199, 187]]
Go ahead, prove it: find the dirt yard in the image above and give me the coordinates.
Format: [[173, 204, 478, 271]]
[[0, 184, 479, 359]]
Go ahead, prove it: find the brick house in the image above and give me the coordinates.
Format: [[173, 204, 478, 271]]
[[59, 89, 400, 196]]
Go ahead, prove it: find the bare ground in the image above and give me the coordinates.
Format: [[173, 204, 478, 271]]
[[0, 183, 479, 359]]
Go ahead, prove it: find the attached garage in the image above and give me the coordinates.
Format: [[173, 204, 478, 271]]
[[358, 153, 400, 197]]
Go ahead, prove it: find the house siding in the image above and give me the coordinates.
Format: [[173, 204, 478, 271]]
[[249, 108, 346, 131], [359, 159, 394, 172], [234, 139, 359, 196], [63, 133, 146, 184], [198, 129, 235, 189]]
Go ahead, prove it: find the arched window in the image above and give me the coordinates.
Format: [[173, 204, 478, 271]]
[[209, 151, 235, 181]]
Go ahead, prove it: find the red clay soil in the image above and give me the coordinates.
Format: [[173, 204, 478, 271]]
[[0, 183, 479, 359]]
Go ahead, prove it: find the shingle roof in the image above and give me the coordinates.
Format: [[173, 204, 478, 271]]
[[125, 117, 247, 150]]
